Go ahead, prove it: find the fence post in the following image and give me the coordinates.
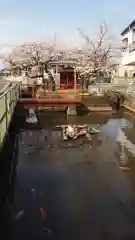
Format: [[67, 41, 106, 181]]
[[15, 85, 17, 104], [5, 93, 8, 131], [32, 85, 35, 98], [0, 98, 1, 143]]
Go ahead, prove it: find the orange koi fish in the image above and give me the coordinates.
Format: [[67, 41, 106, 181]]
[[120, 166, 131, 171], [40, 207, 46, 219], [15, 210, 25, 220]]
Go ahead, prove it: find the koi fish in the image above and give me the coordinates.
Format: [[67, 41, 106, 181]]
[[15, 210, 25, 220], [40, 207, 46, 219], [32, 188, 35, 196], [120, 166, 131, 171]]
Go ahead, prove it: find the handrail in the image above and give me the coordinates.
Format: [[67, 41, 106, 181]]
[[0, 82, 12, 94], [0, 81, 21, 148], [0, 82, 20, 100]]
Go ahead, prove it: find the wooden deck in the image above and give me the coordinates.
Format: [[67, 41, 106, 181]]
[[19, 98, 82, 105]]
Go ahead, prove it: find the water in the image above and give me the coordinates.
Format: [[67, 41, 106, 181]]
[[4, 109, 135, 239]]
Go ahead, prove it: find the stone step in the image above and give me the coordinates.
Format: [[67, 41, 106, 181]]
[[87, 106, 112, 111]]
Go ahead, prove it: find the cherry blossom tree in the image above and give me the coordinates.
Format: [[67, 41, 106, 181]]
[[6, 39, 57, 76], [4, 24, 121, 89], [76, 23, 121, 81]]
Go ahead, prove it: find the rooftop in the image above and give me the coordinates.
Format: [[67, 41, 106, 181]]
[[121, 20, 135, 36], [51, 59, 75, 65]]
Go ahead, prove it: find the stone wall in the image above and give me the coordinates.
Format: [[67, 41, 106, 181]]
[[108, 92, 135, 113], [124, 95, 135, 112], [105, 91, 126, 107], [105, 90, 135, 113]]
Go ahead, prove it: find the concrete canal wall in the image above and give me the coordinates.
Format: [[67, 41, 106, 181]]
[[105, 90, 135, 113], [0, 102, 29, 213], [124, 96, 135, 113], [0, 104, 20, 215], [82, 95, 113, 111]]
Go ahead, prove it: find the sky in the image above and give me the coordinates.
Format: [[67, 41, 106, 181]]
[[0, 0, 135, 61]]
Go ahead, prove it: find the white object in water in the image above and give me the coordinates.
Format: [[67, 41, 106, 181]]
[[90, 128, 100, 133], [26, 108, 38, 124], [68, 125, 74, 133], [67, 125, 74, 137], [62, 128, 68, 140], [86, 132, 92, 140], [26, 116, 38, 123], [67, 106, 77, 116], [29, 108, 35, 115], [15, 210, 25, 220]]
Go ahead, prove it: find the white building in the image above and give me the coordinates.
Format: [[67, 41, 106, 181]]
[[113, 64, 135, 78], [121, 20, 135, 66]]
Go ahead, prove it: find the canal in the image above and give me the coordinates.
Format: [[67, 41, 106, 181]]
[[2, 107, 135, 239]]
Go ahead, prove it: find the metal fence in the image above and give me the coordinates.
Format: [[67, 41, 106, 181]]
[[88, 83, 129, 95], [0, 82, 20, 147]]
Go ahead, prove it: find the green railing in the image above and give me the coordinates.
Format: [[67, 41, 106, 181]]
[[0, 82, 20, 148]]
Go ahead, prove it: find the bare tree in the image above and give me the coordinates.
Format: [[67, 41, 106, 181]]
[[76, 23, 120, 81]]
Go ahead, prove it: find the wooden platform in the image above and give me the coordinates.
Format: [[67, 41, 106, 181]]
[[19, 98, 82, 105], [82, 96, 112, 111]]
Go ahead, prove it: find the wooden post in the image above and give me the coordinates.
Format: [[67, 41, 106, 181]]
[[5, 94, 8, 131], [32, 85, 35, 99], [56, 64, 58, 74], [56, 64, 60, 89], [74, 68, 77, 89], [67, 106, 77, 116]]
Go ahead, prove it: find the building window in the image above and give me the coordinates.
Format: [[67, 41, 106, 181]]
[[129, 30, 135, 52], [121, 38, 128, 51], [132, 29, 135, 43]]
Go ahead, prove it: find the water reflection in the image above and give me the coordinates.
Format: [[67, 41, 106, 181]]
[[116, 127, 135, 166], [6, 110, 135, 239]]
